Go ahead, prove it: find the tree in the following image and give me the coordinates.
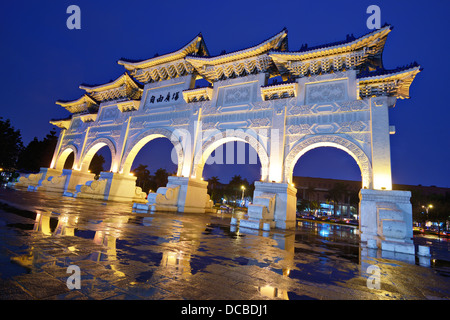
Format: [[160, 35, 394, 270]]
[[309, 200, 321, 214], [326, 182, 348, 217], [349, 189, 360, 218], [426, 193, 450, 234], [88, 154, 105, 176], [297, 199, 309, 213], [17, 129, 58, 172], [0, 117, 24, 170], [133, 164, 152, 192], [207, 176, 220, 202], [305, 186, 316, 202], [411, 189, 427, 226], [225, 175, 250, 206], [152, 168, 169, 190]]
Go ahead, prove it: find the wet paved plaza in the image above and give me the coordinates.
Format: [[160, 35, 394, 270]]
[[0, 187, 449, 300]]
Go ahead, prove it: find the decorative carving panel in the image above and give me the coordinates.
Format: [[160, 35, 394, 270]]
[[305, 80, 348, 104], [223, 85, 252, 106]]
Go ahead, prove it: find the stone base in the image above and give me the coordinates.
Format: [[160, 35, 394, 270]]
[[254, 181, 297, 230], [359, 189, 415, 255], [39, 169, 95, 194], [381, 240, 415, 255], [73, 172, 146, 202], [17, 167, 62, 190], [239, 219, 275, 231], [236, 181, 297, 231], [133, 176, 213, 214]]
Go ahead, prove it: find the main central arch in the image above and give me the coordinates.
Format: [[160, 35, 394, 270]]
[[25, 27, 421, 254], [284, 134, 372, 189], [192, 129, 270, 181]]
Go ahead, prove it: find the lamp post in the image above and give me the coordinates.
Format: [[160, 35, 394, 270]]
[[241, 185, 245, 207], [422, 204, 433, 214], [422, 204, 433, 229]]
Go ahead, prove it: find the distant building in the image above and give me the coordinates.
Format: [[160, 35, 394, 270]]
[[292, 176, 450, 217]]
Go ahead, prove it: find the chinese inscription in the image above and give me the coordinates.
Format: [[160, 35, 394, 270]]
[[147, 91, 180, 105]]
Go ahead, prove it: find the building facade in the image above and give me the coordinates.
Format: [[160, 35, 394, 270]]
[[294, 176, 449, 218]]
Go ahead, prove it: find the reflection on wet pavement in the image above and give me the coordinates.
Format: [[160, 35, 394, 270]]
[[0, 188, 449, 300]]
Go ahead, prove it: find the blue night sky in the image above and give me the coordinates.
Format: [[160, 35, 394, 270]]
[[1, 0, 449, 187]]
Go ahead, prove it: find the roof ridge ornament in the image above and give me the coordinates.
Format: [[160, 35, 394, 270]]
[[117, 33, 209, 70], [269, 25, 393, 78], [78, 72, 143, 103], [185, 29, 288, 82], [117, 34, 209, 84]]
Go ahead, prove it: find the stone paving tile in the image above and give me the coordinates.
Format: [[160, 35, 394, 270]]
[[0, 189, 450, 301], [0, 279, 34, 300], [12, 271, 70, 299]]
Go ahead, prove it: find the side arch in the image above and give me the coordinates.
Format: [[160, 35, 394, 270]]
[[54, 144, 77, 171], [284, 135, 372, 189], [120, 128, 184, 175], [80, 137, 116, 172], [192, 129, 270, 181]]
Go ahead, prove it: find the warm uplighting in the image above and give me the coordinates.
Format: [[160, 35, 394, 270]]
[[373, 173, 392, 191]]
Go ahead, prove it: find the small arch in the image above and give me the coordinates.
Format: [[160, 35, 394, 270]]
[[121, 128, 184, 175], [54, 145, 77, 171], [284, 135, 372, 188], [80, 138, 116, 172], [192, 129, 269, 181]]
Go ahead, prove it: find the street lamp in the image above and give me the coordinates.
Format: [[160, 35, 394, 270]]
[[241, 185, 245, 206], [422, 204, 433, 214], [422, 204, 433, 228]]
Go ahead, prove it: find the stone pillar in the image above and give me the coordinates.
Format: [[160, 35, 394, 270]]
[[50, 129, 67, 169], [369, 96, 396, 190], [359, 189, 414, 255], [267, 110, 286, 183]]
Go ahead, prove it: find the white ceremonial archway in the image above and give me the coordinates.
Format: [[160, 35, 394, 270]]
[[37, 27, 420, 255]]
